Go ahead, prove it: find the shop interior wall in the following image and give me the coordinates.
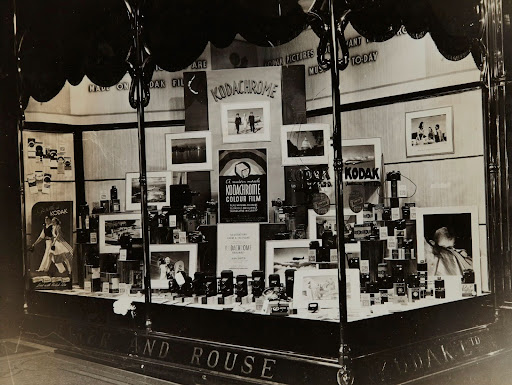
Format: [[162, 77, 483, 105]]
[[83, 126, 183, 212], [308, 89, 489, 291]]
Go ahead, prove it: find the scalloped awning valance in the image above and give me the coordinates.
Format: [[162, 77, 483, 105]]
[[17, 0, 483, 104]]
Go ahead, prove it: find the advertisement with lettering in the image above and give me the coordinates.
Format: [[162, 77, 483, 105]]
[[217, 223, 260, 276], [342, 138, 382, 183], [219, 148, 268, 223], [29, 201, 74, 286]]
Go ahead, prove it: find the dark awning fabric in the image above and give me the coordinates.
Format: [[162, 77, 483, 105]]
[[16, 0, 483, 105]]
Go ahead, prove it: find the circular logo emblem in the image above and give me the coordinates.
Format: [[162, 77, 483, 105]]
[[349, 190, 364, 213], [311, 192, 330, 215]]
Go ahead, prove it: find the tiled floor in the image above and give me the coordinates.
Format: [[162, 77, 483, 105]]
[[0, 339, 179, 385]]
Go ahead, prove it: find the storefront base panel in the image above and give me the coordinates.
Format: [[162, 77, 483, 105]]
[[352, 324, 502, 384], [20, 313, 340, 385], [21, 312, 505, 385]]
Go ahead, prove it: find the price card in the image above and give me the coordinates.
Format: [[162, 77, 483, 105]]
[[84, 281, 92, 292], [360, 260, 370, 274], [119, 249, 127, 261], [379, 226, 388, 239], [175, 271, 186, 286], [102, 282, 110, 293], [398, 183, 407, 198], [387, 236, 398, 249]]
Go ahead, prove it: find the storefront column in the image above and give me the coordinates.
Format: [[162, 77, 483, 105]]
[[0, 0, 24, 337], [500, 0, 512, 308], [483, 0, 510, 316]]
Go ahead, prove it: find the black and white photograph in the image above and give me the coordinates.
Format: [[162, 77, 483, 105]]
[[125, 171, 172, 211], [4, 4, 509, 384], [265, 240, 318, 284], [99, 214, 142, 253], [416, 206, 481, 294], [281, 124, 330, 165], [307, 208, 363, 239], [405, 106, 453, 157], [293, 269, 339, 309], [221, 101, 270, 143], [166, 131, 212, 171], [149, 244, 198, 280], [342, 138, 382, 182]]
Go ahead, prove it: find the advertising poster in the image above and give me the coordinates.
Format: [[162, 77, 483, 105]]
[[30, 201, 73, 273], [219, 148, 268, 223], [217, 223, 260, 276]]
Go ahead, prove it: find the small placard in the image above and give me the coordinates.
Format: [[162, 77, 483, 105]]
[[175, 271, 186, 286], [387, 236, 397, 249], [360, 260, 370, 274], [169, 215, 177, 227], [84, 281, 92, 292], [379, 226, 388, 239], [102, 282, 110, 293], [329, 249, 338, 263], [398, 183, 407, 198], [119, 249, 127, 261], [391, 207, 400, 221]]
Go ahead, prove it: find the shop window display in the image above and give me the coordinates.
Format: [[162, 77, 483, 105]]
[[23, 65, 489, 324]]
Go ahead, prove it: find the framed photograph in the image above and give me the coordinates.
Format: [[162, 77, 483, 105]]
[[149, 244, 198, 280], [405, 106, 453, 157], [220, 101, 271, 143], [307, 207, 363, 239], [166, 131, 213, 172], [342, 138, 382, 183], [293, 269, 339, 309], [99, 213, 142, 254], [281, 124, 330, 166], [265, 239, 319, 284], [125, 171, 172, 211], [416, 206, 481, 295]]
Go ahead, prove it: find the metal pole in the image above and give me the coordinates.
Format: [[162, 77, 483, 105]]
[[129, 0, 152, 329], [12, 0, 29, 311], [326, 1, 353, 384]]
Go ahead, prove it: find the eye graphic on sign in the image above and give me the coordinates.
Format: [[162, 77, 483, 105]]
[[234, 161, 251, 179], [43, 176, 51, 183]]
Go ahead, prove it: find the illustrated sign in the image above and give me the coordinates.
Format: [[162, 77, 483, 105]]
[[219, 148, 268, 223], [30, 201, 73, 272]]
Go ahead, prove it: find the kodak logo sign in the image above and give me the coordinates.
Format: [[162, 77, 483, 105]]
[[345, 167, 380, 180]]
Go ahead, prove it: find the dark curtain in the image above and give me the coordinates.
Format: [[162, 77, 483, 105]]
[[16, 0, 483, 104]]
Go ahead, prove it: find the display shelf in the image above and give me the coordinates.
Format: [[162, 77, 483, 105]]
[[30, 287, 489, 324]]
